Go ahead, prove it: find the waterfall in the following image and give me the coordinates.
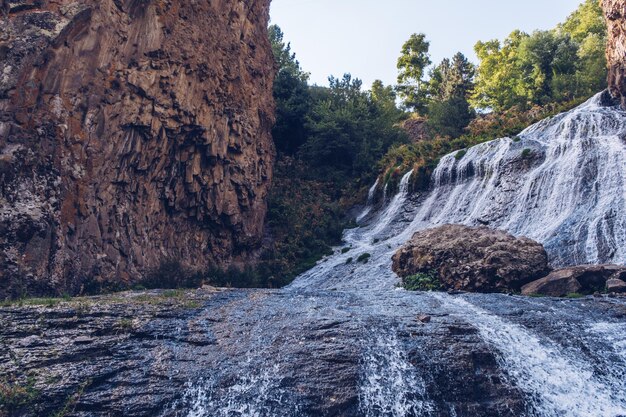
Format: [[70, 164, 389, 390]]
[[404, 93, 626, 267], [177, 94, 626, 417], [357, 179, 380, 223]]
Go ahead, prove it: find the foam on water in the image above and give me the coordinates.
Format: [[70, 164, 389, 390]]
[[359, 329, 434, 416], [432, 294, 626, 417]]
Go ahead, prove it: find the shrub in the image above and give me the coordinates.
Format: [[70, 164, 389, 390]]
[[357, 253, 371, 263], [455, 149, 467, 160], [403, 271, 442, 291], [521, 148, 532, 158]]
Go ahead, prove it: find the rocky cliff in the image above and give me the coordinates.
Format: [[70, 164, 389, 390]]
[[0, 0, 275, 297], [603, 0, 626, 107]]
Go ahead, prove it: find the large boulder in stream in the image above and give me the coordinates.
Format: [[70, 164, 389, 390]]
[[392, 225, 551, 293], [522, 265, 626, 297]]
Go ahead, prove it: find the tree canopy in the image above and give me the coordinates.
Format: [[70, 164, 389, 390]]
[[471, 0, 607, 111]]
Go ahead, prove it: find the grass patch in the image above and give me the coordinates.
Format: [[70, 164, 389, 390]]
[[455, 149, 467, 160], [0, 376, 40, 413], [403, 271, 442, 291], [565, 292, 585, 299]]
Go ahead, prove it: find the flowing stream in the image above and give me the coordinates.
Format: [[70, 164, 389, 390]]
[[176, 93, 626, 416]]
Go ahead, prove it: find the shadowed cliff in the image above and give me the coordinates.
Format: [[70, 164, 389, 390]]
[[0, 0, 275, 297]]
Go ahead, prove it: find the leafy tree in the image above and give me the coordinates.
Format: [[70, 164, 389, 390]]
[[517, 30, 579, 104], [471, 30, 529, 111], [397, 33, 432, 113], [560, 0, 606, 42], [301, 74, 406, 177], [575, 33, 607, 96], [269, 25, 312, 155], [471, 0, 606, 112], [426, 97, 474, 138]]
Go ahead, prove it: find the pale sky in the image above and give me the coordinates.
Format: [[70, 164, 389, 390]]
[[270, 0, 586, 88]]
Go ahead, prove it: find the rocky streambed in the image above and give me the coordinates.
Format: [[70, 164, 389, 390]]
[[2, 288, 626, 417]]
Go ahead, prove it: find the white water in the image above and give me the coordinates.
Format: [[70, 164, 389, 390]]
[[432, 294, 626, 417], [357, 179, 380, 223], [359, 330, 434, 416], [285, 94, 626, 415], [406, 94, 626, 266], [291, 93, 626, 293], [180, 94, 626, 416]]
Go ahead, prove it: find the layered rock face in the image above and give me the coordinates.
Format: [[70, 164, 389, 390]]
[[603, 0, 626, 107], [0, 0, 275, 297]]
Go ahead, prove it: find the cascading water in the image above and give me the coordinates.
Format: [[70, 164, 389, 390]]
[[406, 93, 626, 266], [176, 94, 626, 417], [357, 179, 380, 223]]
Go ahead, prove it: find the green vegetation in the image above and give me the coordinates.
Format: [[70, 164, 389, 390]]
[[52, 379, 91, 417], [565, 292, 585, 299], [356, 253, 371, 263], [0, 376, 40, 414], [402, 271, 442, 291], [248, 25, 410, 285], [472, 0, 606, 111]]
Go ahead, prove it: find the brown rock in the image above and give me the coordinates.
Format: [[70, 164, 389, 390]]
[[607, 278, 626, 293], [417, 314, 431, 323], [0, 0, 275, 297], [522, 265, 626, 297], [521, 271, 583, 297], [602, 0, 626, 108], [392, 225, 551, 293]]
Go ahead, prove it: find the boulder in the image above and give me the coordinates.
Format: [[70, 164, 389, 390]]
[[392, 225, 551, 293], [521, 265, 626, 297], [607, 278, 626, 293]]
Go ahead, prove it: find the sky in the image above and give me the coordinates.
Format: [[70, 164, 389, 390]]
[[270, 0, 586, 88]]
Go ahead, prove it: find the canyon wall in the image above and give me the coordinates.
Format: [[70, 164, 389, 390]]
[[0, 0, 275, 297], [603, 0, 626, 107]]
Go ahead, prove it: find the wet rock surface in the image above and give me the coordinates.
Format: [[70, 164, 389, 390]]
[[1, 290, 625, 416], [522, 264, 626, 296], [0, 0, 275, 298], [392, 225, 551, 293]]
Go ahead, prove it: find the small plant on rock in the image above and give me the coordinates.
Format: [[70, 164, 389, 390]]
[[356, 253, 371, 263], [403, 271, 442, 291]]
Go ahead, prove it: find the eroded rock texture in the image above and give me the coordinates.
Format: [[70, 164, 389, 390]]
[[0, 0, 275, 297], [392, 225, 551, 293], [603, 0, 626, 107]]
